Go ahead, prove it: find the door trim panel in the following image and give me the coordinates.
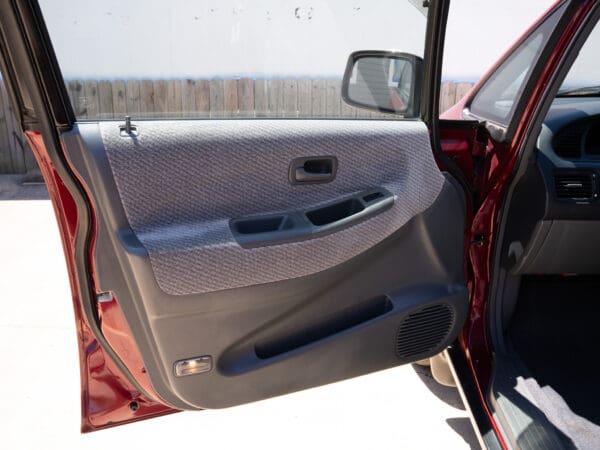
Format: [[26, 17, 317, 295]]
[[94, 120, 447, 295], [61, 120, 467, 409]]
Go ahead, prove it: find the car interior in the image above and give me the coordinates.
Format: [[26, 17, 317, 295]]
[[4, 0, 600, 443], [485, 19, 600, 450]]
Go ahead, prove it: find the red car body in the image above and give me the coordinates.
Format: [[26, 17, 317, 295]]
[[440, 3, 595, 446]]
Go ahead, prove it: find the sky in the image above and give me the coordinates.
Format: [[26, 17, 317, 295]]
[[39, 0, 556, 83]]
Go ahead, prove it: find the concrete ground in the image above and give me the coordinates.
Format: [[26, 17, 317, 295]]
[[0, 175, 478, 450]]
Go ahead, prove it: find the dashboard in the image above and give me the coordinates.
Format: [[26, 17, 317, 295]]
[[547, 100, 600, 160], [504, 97, 600, 274], [538, 97, 600, 211]]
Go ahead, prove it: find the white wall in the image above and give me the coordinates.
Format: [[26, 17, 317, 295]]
[[40, 0, 555, 82]]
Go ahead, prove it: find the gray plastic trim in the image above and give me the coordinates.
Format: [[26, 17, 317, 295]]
[[230, 188, 394, 248]]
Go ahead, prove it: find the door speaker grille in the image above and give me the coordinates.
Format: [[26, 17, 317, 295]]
[[395, 303, 454, 359]]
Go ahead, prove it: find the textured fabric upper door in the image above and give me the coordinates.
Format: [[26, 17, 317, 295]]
[[62, 119, 468, 409]]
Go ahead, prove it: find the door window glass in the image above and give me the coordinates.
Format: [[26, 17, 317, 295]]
[[39, 0, 428, 120]]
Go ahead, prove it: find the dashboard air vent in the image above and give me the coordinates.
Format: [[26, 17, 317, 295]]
[[554, 171, 595, 200]]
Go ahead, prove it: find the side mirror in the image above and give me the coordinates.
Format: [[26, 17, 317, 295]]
[[342, 51, 423, 118]]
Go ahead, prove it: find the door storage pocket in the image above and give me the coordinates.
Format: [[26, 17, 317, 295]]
[[255, 295, 393, 359]]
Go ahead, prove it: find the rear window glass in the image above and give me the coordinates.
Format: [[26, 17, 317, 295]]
[[39, 0, 427, 120]]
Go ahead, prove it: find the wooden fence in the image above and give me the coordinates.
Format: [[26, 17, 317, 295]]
[[0, 80, 38, 175], [0, 79, 473, 174]]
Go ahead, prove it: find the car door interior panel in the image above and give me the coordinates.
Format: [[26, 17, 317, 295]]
[[95, 120, 446, 295], [61, 119, 468, 409], [6, 0, 598, 441]]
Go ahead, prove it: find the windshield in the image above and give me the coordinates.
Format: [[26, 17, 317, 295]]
[[558, 19, 600, 95]]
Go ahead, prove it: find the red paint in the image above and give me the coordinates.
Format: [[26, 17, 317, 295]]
[[441, 1, 596, 448], [439, 127, 479, 182], [97, 294, 163, 403], [25, 131, 178, 432]]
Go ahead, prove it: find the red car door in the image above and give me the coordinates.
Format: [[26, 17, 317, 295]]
[[0, 0, 594, 446]]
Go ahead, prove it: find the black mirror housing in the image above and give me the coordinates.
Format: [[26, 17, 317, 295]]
[[341, 51, 423, 118]]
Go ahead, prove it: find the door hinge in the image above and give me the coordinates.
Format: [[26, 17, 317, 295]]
[[470, 234, 486, 246]]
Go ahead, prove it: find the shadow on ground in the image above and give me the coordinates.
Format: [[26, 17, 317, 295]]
[[413, 363, 481, 449]]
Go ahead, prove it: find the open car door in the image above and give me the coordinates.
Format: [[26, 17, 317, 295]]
[[0, 0, 471, 431]]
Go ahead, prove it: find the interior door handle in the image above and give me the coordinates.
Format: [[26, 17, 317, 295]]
[[289, 156, 338, 184], [294, 167, 333, 182]]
